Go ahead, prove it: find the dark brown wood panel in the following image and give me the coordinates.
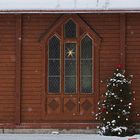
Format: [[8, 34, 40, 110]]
[[46, 97, 61, 115], [0, 13, 140, 127], [126, 14, 140, 121], [21, 14, 61, 122], [80, 97, 94, 116], [0, 15, 16, 123], [64, 97, 78, 114]]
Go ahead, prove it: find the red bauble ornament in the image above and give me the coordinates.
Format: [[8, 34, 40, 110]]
[[116, 64, 123, 69], [102, 106, 106, 113]]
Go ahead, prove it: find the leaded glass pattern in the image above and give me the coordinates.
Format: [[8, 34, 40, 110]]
[[80, 36, 93, 93], [48, 36, 60, 93], [64, 20, 76, 38], [64, 43, 76, 93]]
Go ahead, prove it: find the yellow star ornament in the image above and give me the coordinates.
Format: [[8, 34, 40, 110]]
[[67, 49, 75, 57]]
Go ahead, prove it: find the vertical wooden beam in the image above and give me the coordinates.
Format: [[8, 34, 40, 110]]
[[41, 40, 46, 120], [15, 14, 22, 124], [94, 41, 100, 117], [120, 14, 126, 69]]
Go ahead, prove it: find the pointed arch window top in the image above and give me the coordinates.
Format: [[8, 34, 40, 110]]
[[64, 19, 76, 38], [48, 35, 60, 59], [40, 14, 101, 45], [48, 35, 60, 93], [81, 35, 93, 93], [81, 35, 93, 59]]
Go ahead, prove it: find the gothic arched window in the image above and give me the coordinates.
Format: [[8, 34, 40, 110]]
[[81, 35, 93, 93], [48, 35, 60, 93], [42, 15, 101, 119]]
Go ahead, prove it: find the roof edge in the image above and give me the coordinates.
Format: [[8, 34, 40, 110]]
[[1, 10, 140, 14]]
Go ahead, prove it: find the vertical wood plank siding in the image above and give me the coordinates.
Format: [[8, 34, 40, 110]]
[[120, 14, 126, 68], [126, 14, 140, 121], [21, 14, 60, 122], [0, 15, 16, 122], [15, 15, 22, 124], [0, 13, 139, 125]]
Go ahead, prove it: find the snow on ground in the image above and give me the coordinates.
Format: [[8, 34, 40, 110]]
[[0, 134, 139, 140]]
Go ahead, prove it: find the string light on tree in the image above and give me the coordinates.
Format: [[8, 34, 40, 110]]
[[118, 132, 121, 135], [100, 80, 103, 83]]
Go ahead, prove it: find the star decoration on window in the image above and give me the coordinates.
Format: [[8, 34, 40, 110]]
[[67, 49, 75, 57]]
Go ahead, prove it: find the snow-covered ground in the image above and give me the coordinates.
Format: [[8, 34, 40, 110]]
[[0, 134, 139, 140]]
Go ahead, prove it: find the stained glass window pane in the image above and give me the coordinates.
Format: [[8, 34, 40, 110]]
[[81, 60, 92, 76], [80, 36, 93, 93], [65, 43, 76, 94], [64, 20, 76, 38], [49, 60, 60, 76], [81, 36, 92, 58], [48, 36, 60, 93], [49, 77, 60, 93], [49, 36, 60, 58], [81, 77, 92, 93], [65, 77, 76, 93], [65, 60, 76, 76]]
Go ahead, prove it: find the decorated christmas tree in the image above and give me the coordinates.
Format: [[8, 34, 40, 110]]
[[96, 65, 134, 136]]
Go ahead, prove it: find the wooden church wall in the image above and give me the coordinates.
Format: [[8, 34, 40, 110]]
[[21, 14, 121, 123], [126, 14, 140, 121], [0, 15, 16, 123], [21, 14, 61, 122], [0, 13, 139, 127], [80, 14, 120, 99]]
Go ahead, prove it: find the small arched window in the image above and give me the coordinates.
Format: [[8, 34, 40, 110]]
[[48, 36, 60, 93], [81, 35, 93, 93], [64, 19, 76, 38]]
